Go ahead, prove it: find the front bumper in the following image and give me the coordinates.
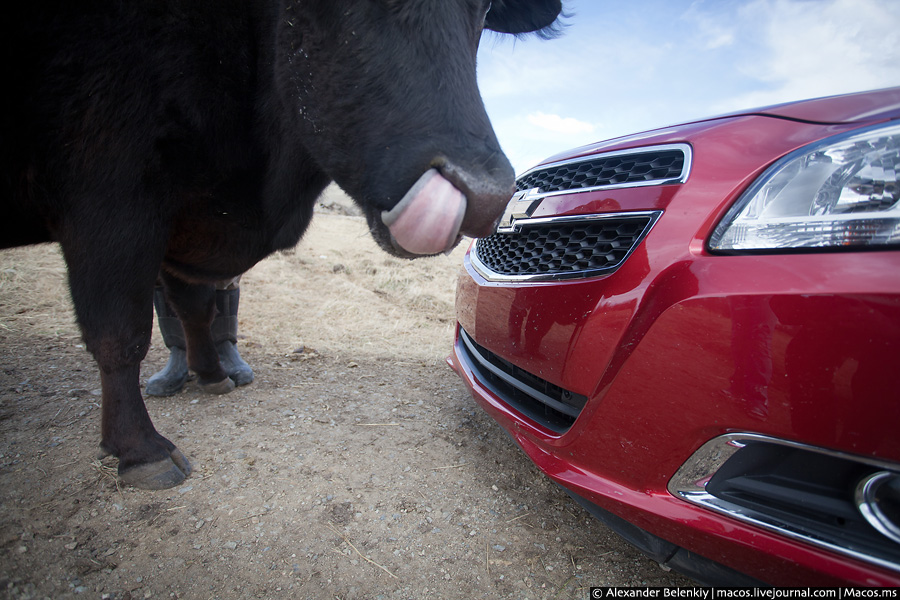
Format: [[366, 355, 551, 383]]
[[450, 247, 900, 586]]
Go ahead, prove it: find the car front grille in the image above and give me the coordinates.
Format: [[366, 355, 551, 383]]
[[516, 147, 688, 194], [470, 144, 689, 283], [473, 212, 659, 281], [457, 327, 586, 434]]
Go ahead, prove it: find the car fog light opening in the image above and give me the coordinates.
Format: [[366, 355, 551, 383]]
[[669, 434, 900, 573], [710, 122, 900, 252], [856, 471, 900, 545]]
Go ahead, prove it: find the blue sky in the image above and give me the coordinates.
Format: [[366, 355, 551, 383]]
[[477, 0, 900, 174]]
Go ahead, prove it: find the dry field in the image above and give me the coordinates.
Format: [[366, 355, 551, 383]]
[[0, 186, 690, 599]]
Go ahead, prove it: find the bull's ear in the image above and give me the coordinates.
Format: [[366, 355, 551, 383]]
[[484, 0, 564, 36]]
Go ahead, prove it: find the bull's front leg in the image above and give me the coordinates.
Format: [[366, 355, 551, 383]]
[[59, 221, 192, 490], [97, 363, 193, 489]]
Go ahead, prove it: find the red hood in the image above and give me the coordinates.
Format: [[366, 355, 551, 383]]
[[716, 86, 900, 124], [531, 87, 900, 171]]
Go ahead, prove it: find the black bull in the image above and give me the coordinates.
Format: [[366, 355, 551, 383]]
[[0, 1, 563, 489]]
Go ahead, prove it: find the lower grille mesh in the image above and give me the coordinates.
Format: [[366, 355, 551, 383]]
[[474, 213, 657, 280]]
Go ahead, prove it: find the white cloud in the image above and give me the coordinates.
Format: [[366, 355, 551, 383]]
[[681, 2, 736, 50], [526, 112, 596, 135], [704, 31, 735, 50], [718, 0, 900, 110]]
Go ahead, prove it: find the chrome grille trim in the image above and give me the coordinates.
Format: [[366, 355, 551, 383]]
[[471, 211, 661, 282]]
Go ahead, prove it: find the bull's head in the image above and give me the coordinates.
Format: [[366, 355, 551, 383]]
[[272, 0, 563, 256]]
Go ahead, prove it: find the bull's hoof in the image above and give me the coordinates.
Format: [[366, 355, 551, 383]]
[[199, 376, 236, 395], [119, 449, 193, 490]]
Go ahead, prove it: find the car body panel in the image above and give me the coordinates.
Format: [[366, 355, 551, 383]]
[[457, 115, 874, 408], [451, 88, 900, 585]]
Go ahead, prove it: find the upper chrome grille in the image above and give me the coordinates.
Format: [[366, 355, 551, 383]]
[[515, 143, 691, 195]]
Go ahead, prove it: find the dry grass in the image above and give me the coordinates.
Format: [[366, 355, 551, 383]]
[[240, 212, 469, 364], [0, 244, 77, 339]]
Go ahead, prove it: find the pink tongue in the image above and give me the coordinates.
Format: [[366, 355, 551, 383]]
[[381, 169, 467, 256]]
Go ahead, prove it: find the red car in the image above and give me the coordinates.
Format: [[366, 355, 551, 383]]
[[449, 87, 900, 586]]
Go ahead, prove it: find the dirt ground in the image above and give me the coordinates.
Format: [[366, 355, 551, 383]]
[[0, 186, 692, 599]]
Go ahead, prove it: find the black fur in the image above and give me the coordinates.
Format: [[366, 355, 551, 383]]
[[0, 0, 562, 488]]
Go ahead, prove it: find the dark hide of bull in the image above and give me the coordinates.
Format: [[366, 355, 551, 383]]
[[0, 0, 563, 489]]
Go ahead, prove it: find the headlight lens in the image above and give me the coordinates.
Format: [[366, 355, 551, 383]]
[[709, 121, 900, 252]]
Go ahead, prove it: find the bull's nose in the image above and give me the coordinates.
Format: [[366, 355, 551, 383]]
[[460, 199, 508, 238], [435, 157, 515, 239]]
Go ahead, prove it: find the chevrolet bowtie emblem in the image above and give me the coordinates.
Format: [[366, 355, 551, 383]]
[[496, 188, 542, 233]]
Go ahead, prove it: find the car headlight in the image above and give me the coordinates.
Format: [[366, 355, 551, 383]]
[[709, 121, 900, 252]]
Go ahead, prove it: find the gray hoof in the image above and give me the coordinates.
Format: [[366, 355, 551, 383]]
[[216, 341, 255, 387], [228, 363, 254, 387], [119, 449, 192, 490], [146, 347, 189, 396]]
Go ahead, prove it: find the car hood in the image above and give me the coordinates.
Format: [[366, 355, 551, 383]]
[[533, 87, 900, 170], [715, 86, 900, 125]]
